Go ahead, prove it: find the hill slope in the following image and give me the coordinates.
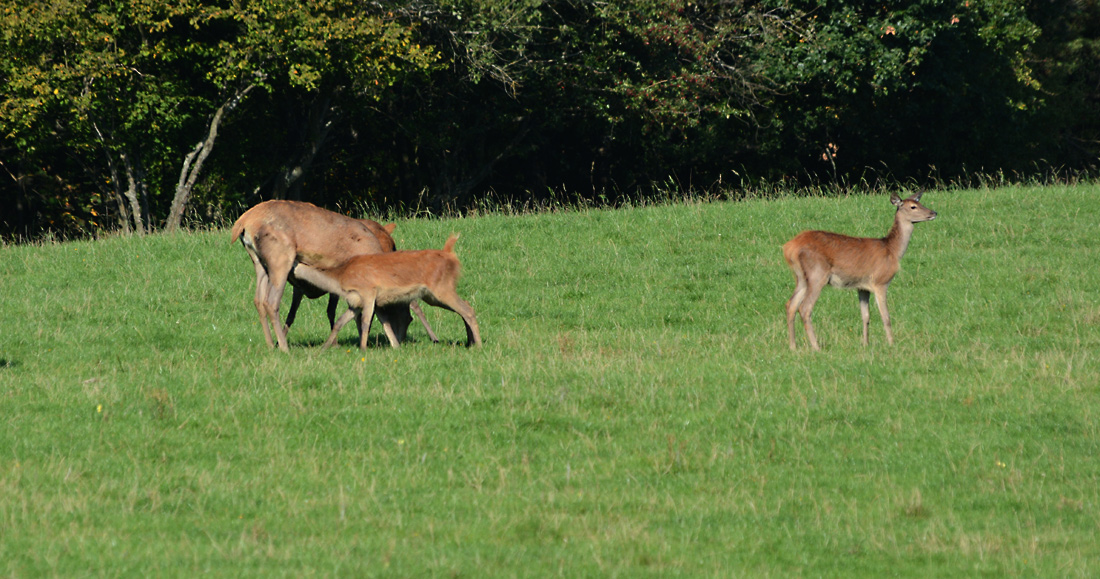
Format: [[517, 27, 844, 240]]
[[1, 184, 1098, 575]]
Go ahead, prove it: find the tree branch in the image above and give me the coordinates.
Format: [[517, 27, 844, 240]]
[[165, 83, 255, 232]]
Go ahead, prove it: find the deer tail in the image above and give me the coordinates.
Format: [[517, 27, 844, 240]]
[[230, 218, 246, 245], [443, 233, 460, 253]]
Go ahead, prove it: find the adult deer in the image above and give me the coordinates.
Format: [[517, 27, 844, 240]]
[[783, 192, 937, 351], [231, 200, 385, 352]]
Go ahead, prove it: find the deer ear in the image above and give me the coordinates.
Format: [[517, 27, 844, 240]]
[[384, 223, 396, 234], [890, 193, 904, 207], [910, 190, 924, 202]]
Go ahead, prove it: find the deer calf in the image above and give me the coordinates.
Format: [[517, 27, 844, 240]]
[[783, 192, 937, 351], [291, 234, 482, 350], [283, 219, 438, 344]]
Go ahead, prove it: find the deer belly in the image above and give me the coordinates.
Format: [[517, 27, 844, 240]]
[[827, 273, 866, 290], [376, 285, 429, 307]]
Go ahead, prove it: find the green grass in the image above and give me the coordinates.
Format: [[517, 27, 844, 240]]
[[1, 184, 1098, 576]]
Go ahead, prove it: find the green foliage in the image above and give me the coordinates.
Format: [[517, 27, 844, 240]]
[[2, 0, 1099, 240], [1, 185, 1098, 574], [0, 0, 437, 237], [749, 0, 1048, 178]]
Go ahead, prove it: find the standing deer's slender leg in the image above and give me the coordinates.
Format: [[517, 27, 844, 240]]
[[322, 308, 357, 351], [786, 278, 808, 351], [357, 294, 377, 350], [410, 301, 439, 343], [250, 258, 275, 349], [858, 289, 872, 346], [423, 291, 482, 347], [872, 286, 894, 346], [284, 286, 305, 332], [248, 227, 297, 352], [785, 251, 810, 351], [326, 294, 340, 329], [796, 256, 829, 352], [375, 309, 403, 348], [376, 305, 412, 347], [798, 286, 824, 352], [263, 264, 293, 352]]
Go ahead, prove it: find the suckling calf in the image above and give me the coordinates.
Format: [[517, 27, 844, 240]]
[[292, 234, 482, 350]]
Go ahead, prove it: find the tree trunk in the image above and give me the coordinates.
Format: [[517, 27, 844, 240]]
[[120, 151, 146, 234], [165, 83, 255, 232], [93, 123, 132, 234]]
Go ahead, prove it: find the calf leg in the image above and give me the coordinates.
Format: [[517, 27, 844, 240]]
[[424, 289, 482, 347], [357, 296, 378, 351], [321, 308, 357, 351], [326, 292, 364, 345], [410, 301, 439, 343]]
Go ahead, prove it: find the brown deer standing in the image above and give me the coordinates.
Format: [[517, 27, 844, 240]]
[[231, 200, 385, 352], [291, 234, 482, 350], [783, 192, 937, 351], [283, 219, 438, 344]]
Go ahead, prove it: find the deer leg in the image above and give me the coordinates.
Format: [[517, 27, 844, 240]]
[[284, 285, 305, 333], [250, 258, 276, 349], [872, 286, 894, 346], [357, 295, 377, 351], [410, 301, 439, 343], [858, 289, 871, 346], [262, 265, 293, 352], [249, 229, 296, 352], [325, 293, 364, 345], [424, 290, 482, 348], [321, 307, 358, 351], [374, 308, 404, 349], [796, 259, 828, 352], [377, 305, 412, 347], [798, 285, 824, 352], [326, 294, 341, 329], [786, 276, 809, 351]]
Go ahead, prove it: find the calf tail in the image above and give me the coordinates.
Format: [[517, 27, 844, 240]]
[[443, 233, 460, 253]]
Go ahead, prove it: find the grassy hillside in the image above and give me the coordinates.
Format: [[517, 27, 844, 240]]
[[1, 184, 1098, 576]]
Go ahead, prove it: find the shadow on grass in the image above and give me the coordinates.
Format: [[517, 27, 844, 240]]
[[293, 335, 446, 349], [0, 358, 16, 369]]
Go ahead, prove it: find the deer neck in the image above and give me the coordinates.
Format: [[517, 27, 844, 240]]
[[883, 214, 916, 259]]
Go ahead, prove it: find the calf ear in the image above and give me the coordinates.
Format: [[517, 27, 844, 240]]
[[384, 223, 396, 234], [890, 193, 904, 207]]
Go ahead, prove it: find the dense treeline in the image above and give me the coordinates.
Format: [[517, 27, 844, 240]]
[[2, 0, 1098, 240]]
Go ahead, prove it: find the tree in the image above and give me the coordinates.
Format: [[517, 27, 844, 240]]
[[748, 0, 1047, 181], [0, 0, 436, 236], [363, 0, 793, 209]]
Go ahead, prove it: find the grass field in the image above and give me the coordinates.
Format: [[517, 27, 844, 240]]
[[2, 184, 1098, 576]]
